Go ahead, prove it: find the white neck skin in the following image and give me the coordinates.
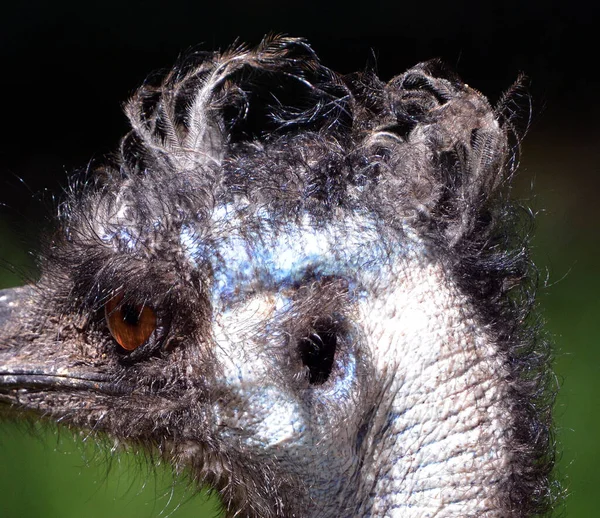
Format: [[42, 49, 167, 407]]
[[358, 260, 509, 517]]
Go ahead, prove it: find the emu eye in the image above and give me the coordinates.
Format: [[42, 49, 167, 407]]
[[104, 293, 157, 351]]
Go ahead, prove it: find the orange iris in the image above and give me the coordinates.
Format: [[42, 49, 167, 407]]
[[104, 293, 157, 351]]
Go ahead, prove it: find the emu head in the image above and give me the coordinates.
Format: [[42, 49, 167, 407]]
[[0, 37, 553, 517]]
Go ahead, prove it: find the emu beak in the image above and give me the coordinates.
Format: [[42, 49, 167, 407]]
[[0, 286, 118, 398]]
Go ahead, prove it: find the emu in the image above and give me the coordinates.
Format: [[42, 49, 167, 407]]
[[0, 36, 554, 517]]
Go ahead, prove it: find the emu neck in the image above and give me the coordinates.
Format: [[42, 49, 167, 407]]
[[358, 261, 509, 517]]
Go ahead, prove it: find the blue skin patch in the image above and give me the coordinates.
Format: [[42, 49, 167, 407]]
[[98, 200, 424, 305], [179, 204, 425, 308]]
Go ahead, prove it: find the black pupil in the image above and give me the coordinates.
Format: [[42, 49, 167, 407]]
[[121, 304, 140, 326], [298, 329, 337, 385]]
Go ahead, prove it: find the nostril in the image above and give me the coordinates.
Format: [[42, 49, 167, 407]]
[[298, 327, 337, 385]]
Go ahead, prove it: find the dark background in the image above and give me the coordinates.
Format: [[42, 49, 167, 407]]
[[0, 1, 598, 516]]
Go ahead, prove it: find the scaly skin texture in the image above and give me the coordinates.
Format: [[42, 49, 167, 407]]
[[0, 37, 554, 517]]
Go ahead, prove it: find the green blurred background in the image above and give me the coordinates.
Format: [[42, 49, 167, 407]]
[[0, 2, 598, 516]]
